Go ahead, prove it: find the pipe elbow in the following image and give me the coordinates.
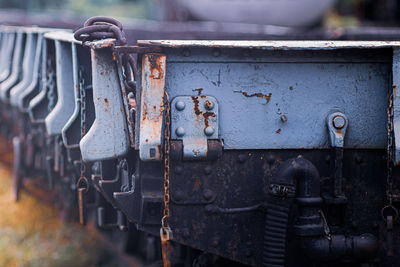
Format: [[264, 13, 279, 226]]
[[272, 156, 321, 198]]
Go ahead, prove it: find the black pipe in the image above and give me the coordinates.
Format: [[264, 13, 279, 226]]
[[301, 234, 378, 262], [263, 156, 378, 267]]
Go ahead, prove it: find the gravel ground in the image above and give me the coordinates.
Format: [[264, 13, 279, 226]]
[[0, 144, 122, 267]]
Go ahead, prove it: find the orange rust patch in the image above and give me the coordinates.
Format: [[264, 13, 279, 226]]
[[148, 54, 164, 79], [191, 96, 202, 116], [104, 98, 109, 109], [203, 112, 216, 128]]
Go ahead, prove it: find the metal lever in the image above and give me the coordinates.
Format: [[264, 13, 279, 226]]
[[326, 112, 348, 203], [45, 40, 75, 135], [79, 44, 129, 161]]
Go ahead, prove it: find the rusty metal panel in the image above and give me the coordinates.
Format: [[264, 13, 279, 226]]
[[138, 53, 166, 161], [79, 44, 129, 161], [150, 46, 391, 150]]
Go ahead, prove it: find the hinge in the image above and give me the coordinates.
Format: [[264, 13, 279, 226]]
[[171, 95, 221, 160]]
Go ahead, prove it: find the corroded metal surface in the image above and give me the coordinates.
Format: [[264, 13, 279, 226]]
[[79, 46, 129, 161], [139, 53, 166, 161]]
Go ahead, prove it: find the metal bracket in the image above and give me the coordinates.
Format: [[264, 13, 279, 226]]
[[139, 53, 166, 161], [327, 112, 348, 148], [171, 96, 219, 160]]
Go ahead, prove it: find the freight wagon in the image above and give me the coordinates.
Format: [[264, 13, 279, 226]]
[[0, 17, 399, 267]]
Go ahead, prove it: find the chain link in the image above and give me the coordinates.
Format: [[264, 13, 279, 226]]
[[160, 92, 172, 267], [162, 92, 171, 230], [387, 93, 394, 204], [46, 58, 56, 112], [382, 92, 399, 225], [77, 67, 88, 192]]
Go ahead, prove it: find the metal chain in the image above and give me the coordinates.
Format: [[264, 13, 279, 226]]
[[387, 93, 394, 204], [46, 58, 56, 112], [78, 66, 87, 184], [77, 68, 89, 196], [382, 93, 399, 222], [160, 92, 172, 267]]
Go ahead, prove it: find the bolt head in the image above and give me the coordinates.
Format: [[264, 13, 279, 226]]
[[182, 49, 191, 57], [175, 100, 185, 111], [203, 189, 213, 200], [204, 127, 215, 136], [176, 127, 185, 137], [127, 92, 135, 99], [212, 48, 221, 57], [333, 115, 346, 129], [204, 100, 214, 110]]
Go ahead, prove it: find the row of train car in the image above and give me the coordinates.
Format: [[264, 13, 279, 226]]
[[0, 16, 400, 266]]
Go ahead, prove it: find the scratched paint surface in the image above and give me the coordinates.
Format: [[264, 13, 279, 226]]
[[166, 60, 390, 149]]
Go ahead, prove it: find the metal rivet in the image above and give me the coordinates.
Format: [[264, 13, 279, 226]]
[[211, 238, 219, 247], [281, 114, 287, 122], [204, 100, 214, 110], [175, 100, 185, 111], [182, 49, 191, 57], [212, 48, 221, 57], [267, 154, 275, 165], [176, 127, 185, 137], [243, 49, 250, 57], [182, 228, 190, 239], [127, 92, 134, 99], [203, 189, 213, 201], [325, 155, 331, 163], [175, 165, 183, 174], [174, 190, 184, 201], [204, 127, 215, 136], [204, 166, 212, 175], [245, 249, 253, 257], [238, 154, 247, 163], [332, 115, 346, 129]]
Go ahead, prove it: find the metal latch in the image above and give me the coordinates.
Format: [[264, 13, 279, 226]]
[[171, 96, 219, 160], [326, 112, 348, 204], [327, 112, 348, 148]]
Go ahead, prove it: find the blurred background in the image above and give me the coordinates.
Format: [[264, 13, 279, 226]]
[[0, 0, 399, 27], [0, 0, 399, 33]]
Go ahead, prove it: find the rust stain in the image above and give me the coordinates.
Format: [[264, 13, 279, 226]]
[[104, 98, 109, 109], [204, 100, 213, 110], [142, 102, 148, 121], [203, 112, 216, 128], [148, 54, 164, 80], [192, 88, 203, 96], [234, 90, 272, 104], [191, 96, 202, 116]]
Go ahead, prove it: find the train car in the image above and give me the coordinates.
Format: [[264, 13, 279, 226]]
[[0, 17, 399, 267]]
